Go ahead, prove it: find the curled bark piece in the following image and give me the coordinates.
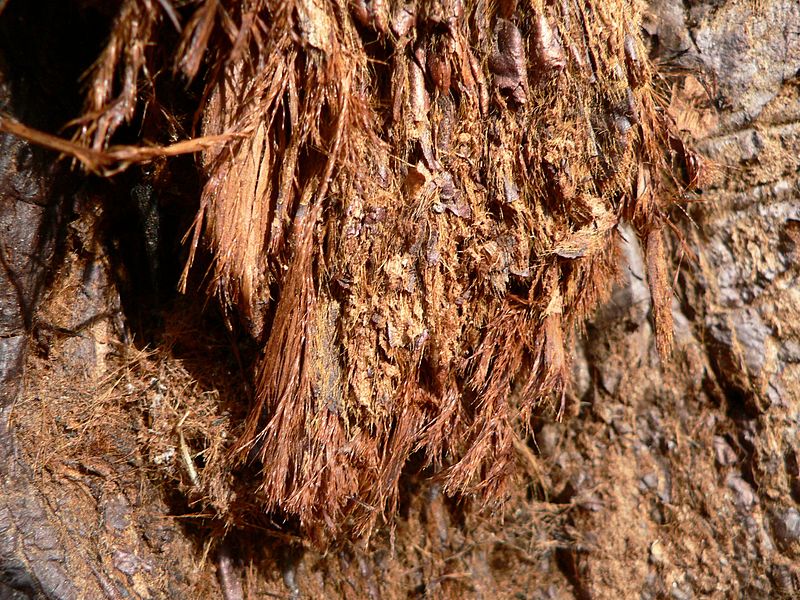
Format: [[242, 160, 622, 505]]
[[489, 19, 528, 105], [646, 228, 674, 358], [351, 0, 388, 34], [427, 49, 452, 93], [391, 3, 416, 37], [624, 33, 644, 88], [531, 13, 566, 73], [409, 50, 430, 119], [623, 86, 640, 124], [421, 0, 464, 30], [614, 115, 632, 150], [217, 544, 244, 600]]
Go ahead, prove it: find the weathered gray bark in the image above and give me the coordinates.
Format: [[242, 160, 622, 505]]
[[553, 0, 800, 595]]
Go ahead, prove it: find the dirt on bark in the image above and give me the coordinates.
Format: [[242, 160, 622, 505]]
[[1, 0, 800, 599]]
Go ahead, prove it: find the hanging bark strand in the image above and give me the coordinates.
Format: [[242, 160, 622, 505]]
[[4, 0, 699, 537]]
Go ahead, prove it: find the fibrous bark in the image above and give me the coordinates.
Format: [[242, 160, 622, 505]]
[[8, 0, 799, 598], [27, 0, 697, 535]]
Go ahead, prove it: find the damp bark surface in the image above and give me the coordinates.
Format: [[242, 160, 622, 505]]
[[1, 0, 800, 598]]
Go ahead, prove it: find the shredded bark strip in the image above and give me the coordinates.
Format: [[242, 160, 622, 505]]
[[0, 0, 699, 537]]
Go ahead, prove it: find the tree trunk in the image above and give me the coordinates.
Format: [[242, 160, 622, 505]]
[[1, 0, 799, 597]]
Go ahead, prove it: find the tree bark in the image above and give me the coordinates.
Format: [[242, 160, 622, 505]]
[[1, 0, 799, 597]]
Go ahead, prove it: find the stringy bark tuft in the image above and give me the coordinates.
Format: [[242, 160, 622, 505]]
[[17, 0, 700, 536]]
